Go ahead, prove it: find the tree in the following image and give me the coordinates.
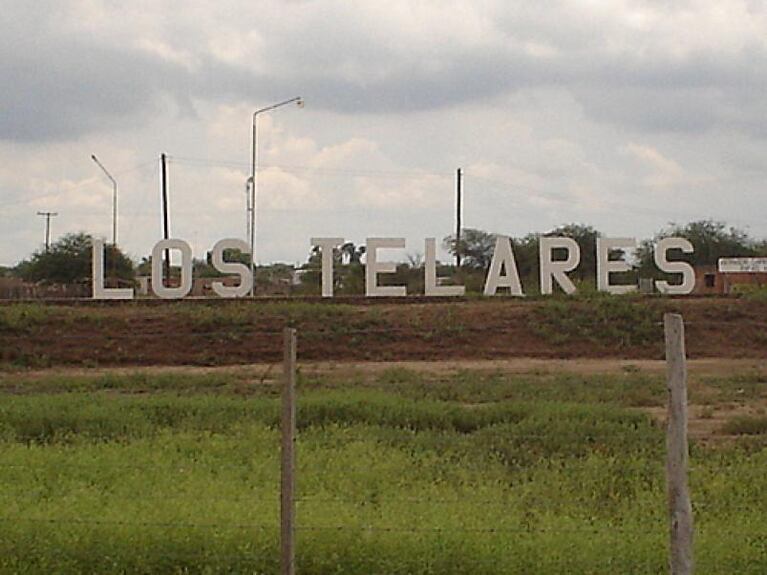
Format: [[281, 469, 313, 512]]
[[297, 241, 371, 295], [136, 256, 152, 276], [636, 220, 761, 277], [340, 242, 366, 265], [443, 225, 605, 292], [194, 248, 251, 278], [545, 223, 601, 283], [17, 232, 134, 285], [442, 228, 498, 270]]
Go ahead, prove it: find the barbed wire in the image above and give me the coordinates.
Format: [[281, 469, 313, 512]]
[[0, 297, 763, 568], [0, 461, 282, 472], [0, 489, 761, 514], [0, 327, 516, 342], [0, 515, 668, 535], [0, 516, 274, 531], [2, 319, 766, 343]]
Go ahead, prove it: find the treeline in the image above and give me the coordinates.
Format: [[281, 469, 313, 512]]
[[297, 220, 767, 295], [4, 220, 766, 295]]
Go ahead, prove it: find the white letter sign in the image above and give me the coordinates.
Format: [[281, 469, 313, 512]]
[[211, 239, 252, 298], [483, 236, 524, 296], [539, 236, 580, 295], [152, 239, 193, 299], [597, 237, 637, 294], [91, 238, 133, 300], [310, 237, 344, 298], [424, 238, 464, 296], [654, 237, 695, 295], [365, 238, 406, 297]]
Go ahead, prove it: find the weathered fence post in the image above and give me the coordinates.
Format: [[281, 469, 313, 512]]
[[664, 313, 694, 575], [281, 328, 297, 575]]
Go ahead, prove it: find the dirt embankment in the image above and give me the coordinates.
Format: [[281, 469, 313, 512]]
[[2, 296, 766, 367]]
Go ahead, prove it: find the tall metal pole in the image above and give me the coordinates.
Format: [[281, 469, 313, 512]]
[[456, 168, 462, 268], [37, 211, 58, 252], [250, 96, 303, 297], [91, 154, 118, 245], [160, 153, 170, 281], [250, 118, 257, 296]]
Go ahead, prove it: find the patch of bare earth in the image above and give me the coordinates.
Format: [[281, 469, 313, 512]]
[[2, 297, 766, 366], [640, 367, 767, 445]]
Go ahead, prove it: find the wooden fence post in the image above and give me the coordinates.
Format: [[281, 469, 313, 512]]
[[281, 328, 297, 575], [664, 313, 694, 575]]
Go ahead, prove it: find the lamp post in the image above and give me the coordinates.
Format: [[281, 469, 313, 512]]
[[91, 154, 118, 245], [250, 96, 303, 296]]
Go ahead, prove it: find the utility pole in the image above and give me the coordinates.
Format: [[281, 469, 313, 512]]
[[455, 168, 462, 268], [37, 211, 58, 252], [160, 153, 170, 281]]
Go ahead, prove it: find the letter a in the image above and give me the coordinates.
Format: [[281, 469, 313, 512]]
[[483, 236, 524, 296]]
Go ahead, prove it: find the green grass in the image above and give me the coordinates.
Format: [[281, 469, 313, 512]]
[[0, 369, 765, 573], [0, 304, 51, 333], [166, 301, 361, 330], [738, 285, 767, 302], [703, 372, 767, 402], [382, 368, 667, 407], [530, 293, 663, 348], [722, 415, 767, 436]]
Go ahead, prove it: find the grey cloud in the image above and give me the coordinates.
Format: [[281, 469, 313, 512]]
[[0, 4, 189, 142], [571, 61, 767, 137], [194, 47, 544, 113], [2, 1, 767, 143]]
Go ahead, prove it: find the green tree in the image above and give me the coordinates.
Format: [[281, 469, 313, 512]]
[[636, 220, 761, 277], [136, 256, 152, 276], [442, 228, 498, 271], [545, 223, 601, 284], [443, 225, 605, 293], [298, 242, 371, 295], [340, 242, 366, 265], [510, 233, 540, 291], [194, 248, 251, 278], [18, 233, 134, 285]]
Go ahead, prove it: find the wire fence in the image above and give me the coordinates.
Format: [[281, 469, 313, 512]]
[[0, 320, 765, 573]]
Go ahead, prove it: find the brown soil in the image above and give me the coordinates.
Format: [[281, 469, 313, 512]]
[[2, 296, 766, 367]]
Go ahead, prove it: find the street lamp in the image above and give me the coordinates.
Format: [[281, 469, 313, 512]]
[[91, 154, 118, 245], [250, 96, 303, 296]]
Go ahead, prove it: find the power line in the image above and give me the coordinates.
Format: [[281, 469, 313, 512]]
[[0, 160, 157, 210], [166, 155, 452, 179]]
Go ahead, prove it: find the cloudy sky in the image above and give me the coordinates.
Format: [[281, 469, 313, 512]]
[[2, 0, 766, 266]]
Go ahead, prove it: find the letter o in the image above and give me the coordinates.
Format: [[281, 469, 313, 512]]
[[151, 239, 193, 299]]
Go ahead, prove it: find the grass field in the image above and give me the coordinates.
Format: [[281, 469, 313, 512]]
[[1, 365, 766, 573]]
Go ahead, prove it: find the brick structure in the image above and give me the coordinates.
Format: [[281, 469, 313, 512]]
[[694, 264, 767, 295]]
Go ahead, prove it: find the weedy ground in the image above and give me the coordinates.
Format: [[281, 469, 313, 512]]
[[0, 363, 765, 574], [1, 297, 767, 366]]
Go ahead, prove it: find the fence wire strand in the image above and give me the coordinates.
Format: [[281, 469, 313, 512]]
[[0, 313, 765, 570]]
